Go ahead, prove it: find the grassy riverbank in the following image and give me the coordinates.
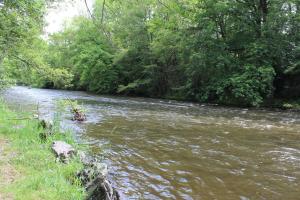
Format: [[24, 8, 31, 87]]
[[0, 102, 85, 200]]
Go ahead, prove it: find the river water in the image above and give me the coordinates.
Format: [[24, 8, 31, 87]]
[[2, 86, 300, 200]]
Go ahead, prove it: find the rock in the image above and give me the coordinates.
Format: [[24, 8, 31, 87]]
[[72, 108, 86, 121], [78, 162, 108, 185], [77, 158, 120, 200], [73, 113, 86, 121], [78, 151, 94, 166], [51, 141, 76, 163], [86, 178, 120, 200]]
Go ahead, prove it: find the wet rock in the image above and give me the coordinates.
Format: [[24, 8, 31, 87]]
[[78, 161, 108, 186], [86, 177, 120, 200], [77, 157, 120, 200], [78, 151, 94, 165], [52, 141, 76, 163], [72, 108, 86, 122]]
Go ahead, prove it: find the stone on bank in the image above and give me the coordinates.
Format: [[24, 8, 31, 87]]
[[52, 141, 120, 200]]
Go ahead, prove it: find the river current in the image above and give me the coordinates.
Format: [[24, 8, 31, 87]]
[[2, 86, 300, 200]]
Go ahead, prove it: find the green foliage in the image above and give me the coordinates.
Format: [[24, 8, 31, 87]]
[[282, 103, 294, 110], [0, 0, 46, 88], [0, 64, 14, 89], [57, 99, 86, 115], [211, 65, 275, 106], [47, 17, 118, 94], [45, 68, 74, 89], [3, 0, 300, 106], [284, 47, 300, 75]]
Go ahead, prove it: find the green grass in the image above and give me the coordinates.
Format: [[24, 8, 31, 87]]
[[0, 102, 86, 200]]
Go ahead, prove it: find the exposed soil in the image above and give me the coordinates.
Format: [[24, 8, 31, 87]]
[[0, 138, 18, 200]]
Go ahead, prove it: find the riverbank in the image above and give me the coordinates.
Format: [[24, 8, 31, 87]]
[[32, 84, 300, 111], [0, 102, 86, 199], [267, 99, 300, 111]]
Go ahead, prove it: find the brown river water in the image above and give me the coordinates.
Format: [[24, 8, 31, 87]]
[[2, 86, 300, 200]]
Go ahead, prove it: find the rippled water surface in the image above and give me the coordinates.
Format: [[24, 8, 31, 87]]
[[2, 87, 300, 200]]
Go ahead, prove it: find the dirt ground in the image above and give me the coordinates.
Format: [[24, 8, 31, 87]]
[[0, 138, 18, 200]]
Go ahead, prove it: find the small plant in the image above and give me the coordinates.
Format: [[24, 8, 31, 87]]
[[38, 119, 54, 142], [282, 103, 294, 110], [58, 99, 86, 121]]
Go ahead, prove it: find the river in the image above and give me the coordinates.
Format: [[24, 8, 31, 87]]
[[2, 86, 300, 200]]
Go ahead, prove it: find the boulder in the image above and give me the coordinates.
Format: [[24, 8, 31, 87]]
[[51, 141, 76, 163], [86, 177, 119, 200]]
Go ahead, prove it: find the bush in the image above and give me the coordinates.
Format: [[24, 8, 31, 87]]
[[203, 65, 276, 106], [282, 103, 294, 110], [50, 68, 74, 89]]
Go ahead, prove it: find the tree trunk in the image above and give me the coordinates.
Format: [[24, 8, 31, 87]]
[[259, 0, 268, 23]]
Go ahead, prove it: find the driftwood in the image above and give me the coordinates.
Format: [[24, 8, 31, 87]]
[[51, 141, 76, 163]]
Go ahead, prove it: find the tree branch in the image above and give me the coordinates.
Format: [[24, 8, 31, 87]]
[[84, 0, 94, 19]]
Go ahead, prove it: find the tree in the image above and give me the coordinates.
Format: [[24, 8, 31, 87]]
[[19, 0, 300, 106], [0, 0, 46, 88]]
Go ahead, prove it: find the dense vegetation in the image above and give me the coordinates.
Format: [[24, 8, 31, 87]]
[[1, 0, 300, 107]]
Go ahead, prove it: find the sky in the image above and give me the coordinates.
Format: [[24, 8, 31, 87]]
[[44, 0, 94, 35]]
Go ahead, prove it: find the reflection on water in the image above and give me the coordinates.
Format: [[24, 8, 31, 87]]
[[2, 86, 300, 199]]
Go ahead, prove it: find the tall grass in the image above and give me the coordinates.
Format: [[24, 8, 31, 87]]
[[0, 102, 86, 200]]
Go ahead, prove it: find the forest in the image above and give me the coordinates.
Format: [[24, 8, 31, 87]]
[[1, 0, 300, 107]]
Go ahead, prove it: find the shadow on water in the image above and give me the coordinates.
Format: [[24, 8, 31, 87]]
[[2, 86, 300, 200]]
